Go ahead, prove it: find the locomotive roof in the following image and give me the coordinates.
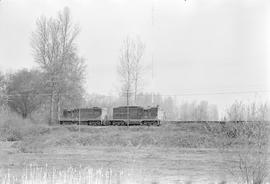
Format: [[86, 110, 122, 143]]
[[64, 107, 102, 111], [114, 106, 142, 108], [114, 105, 159, 109]]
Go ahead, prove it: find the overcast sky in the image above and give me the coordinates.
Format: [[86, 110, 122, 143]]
[[0, 0, 269, 113]]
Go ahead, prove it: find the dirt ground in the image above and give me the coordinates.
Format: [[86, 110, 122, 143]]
[[0, 141, 243, 184]]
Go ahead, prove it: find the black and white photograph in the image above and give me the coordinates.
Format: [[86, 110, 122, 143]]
[[0, 0, 269, 183]]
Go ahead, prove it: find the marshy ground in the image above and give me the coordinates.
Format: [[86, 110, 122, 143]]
[[0, 121, 269, 184]]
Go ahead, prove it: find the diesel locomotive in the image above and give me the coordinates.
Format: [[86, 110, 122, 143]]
[[59, 106, 162, 126], [59, 107, 108, 126]]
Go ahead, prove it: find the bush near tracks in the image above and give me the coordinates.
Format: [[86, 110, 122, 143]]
[[0, 112, 49, 142]]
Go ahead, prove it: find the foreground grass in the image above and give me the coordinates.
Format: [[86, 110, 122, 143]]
[[0, 164, 228, 184], [1, 165, 125, 184]]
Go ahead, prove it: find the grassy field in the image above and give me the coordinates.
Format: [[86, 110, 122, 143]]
[[0, 119, 250, 151], [15, 123, 220, 153], [0, 114, 269, 184], [0, 142, 241, 184]]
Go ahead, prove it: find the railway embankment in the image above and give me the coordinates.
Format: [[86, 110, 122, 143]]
[[1, 115, 266, 153]]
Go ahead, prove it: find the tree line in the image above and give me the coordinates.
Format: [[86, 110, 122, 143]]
[[85, 93, 270, 121]]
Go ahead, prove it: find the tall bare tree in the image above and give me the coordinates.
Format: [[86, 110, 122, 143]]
[[226, 101, 246, 121], [132, 37, 145, 104], [226, 101, 270, 121], [117, 36, 145, 106], [118, 37, 134, 106], [31, 7, 85, 124], [223, 102, 269, 184]]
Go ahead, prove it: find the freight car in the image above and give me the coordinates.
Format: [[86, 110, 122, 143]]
[[59, 106, 161, 126], [59, 107, 107, 126]]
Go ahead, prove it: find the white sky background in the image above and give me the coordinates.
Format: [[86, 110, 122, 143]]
[[0, 0, 270, 115]]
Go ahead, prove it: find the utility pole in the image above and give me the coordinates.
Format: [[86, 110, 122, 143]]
[[57, 98, 60, 124], [126, 90, 130, 126], [151, 0, 155, 106], [78, 108, 81, 133]]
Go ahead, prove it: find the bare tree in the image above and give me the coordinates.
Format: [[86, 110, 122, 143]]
[[208, 104, 219, 120], [132, 37, 145, 104], [226, 101, 246, 121], [226, 101, 270, 121], [230, 107, 269, 184], [207, 102, 270, 184], [195, 101, 209, 121], [178, 101, 219, 121], [117, 36, 145, 106], [118, 37, 134, 106], [31, 7, 85, 124]]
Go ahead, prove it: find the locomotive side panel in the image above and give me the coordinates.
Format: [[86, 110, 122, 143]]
[[141, 107, 160, 126], [60, 107, 104, 125], [143, 107, 158, 119], [113, 106, 144, 120], [112, 106, 160, 126], [82, 107, 102, 120]]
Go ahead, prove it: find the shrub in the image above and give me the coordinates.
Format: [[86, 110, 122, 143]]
[[0, 110, 49, 142]]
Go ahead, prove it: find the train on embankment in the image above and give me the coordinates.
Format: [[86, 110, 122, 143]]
[[59, 106, 163, 126], [59, 106, 264, 126]]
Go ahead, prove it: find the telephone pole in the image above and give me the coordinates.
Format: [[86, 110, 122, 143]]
[[151, 0, 155, 106]]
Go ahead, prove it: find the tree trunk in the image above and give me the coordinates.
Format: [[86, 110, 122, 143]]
[[57, 94, 61, 124], [49, 91, 54, 125], [127, 89, 130, 126], [22, 113, 27, 119], [134, 79, 137, 105]]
